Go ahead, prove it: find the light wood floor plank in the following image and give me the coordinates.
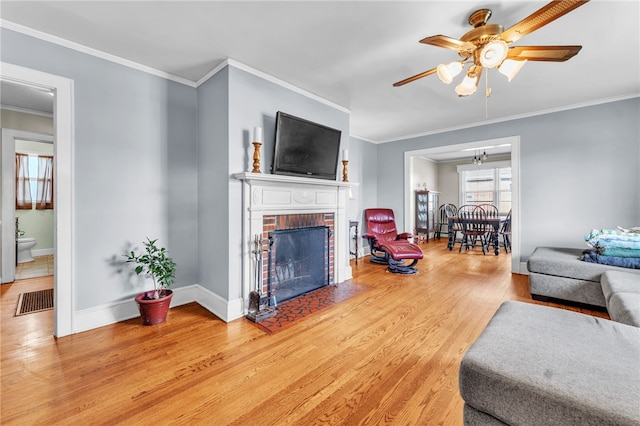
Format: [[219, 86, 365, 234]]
[[1, 241, 608, 424]]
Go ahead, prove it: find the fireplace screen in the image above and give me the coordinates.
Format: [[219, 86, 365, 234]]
[[268, 226, 331, 303]]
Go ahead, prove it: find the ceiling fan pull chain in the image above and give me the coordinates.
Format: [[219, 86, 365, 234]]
[[485, 71, 491, 118]]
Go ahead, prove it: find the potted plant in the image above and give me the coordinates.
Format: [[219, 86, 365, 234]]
[[125, 238, 176, 325]]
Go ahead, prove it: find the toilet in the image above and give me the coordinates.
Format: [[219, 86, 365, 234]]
[[17, 237, 37, 263]]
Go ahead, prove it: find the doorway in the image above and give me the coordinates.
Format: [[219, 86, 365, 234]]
[[403, 136, 521, 273], [3, 131, 55, 281], [1, 62, 74, 337]]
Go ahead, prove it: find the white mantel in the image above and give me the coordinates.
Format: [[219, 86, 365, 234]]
[[234, 172, 358, 313]]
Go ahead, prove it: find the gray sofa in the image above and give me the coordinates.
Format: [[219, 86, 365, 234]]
[[459, 247, 640, 425], [460, 301, 640, 425], [601, 270, 640, 327], [527, 246, 640, 302]]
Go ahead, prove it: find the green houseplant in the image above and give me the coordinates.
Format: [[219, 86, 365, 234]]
[[125, 238, 176, 325]]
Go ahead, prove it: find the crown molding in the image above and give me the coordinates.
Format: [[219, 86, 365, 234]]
[[197, 58, 350, 115], [1, 19, 350, 115], [377, 93, 640, 144], [195, 60, 231, 88], [228, 59, 351, 114], [4, 19, 634, 144], [0, 19, 197, 88], [349, 133, 378, 144]]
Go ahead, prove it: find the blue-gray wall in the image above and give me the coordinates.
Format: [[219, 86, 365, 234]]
[[197, 67, 230, 299], [195, 64, 355, 301], [377, 98, 640, 259], [225, 66, 351, 301], [3, 25, 638, 317], [349, 136, 379, 253], [1, 28, 199, 309]]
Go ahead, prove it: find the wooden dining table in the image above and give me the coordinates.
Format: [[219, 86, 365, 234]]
[[447, 216, 505, 255]]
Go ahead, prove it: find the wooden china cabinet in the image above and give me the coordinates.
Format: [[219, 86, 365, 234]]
[[414, 190, 439, 242]]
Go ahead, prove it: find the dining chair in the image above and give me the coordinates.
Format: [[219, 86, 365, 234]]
[[459, 205, 490, 255], [499, 209, 512, 253], [455, 205, 477, 248], [436, 203, 456, 239], [477, 204, 499, 218], [476, 204, 499, 247], [445, 204, 464, 249]]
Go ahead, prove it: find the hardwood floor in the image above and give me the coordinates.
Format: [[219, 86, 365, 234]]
[[1, 240, 607, 425]]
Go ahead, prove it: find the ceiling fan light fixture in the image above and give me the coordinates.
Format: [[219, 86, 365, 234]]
[[436, 61, 463, 84], [393, 1, 588, 101], [498, 59, 527, 81], [479, 40, 508, 68], [455, 73, 479, 97]]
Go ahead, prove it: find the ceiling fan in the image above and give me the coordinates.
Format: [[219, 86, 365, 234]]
[[393, 0, 589, 97]]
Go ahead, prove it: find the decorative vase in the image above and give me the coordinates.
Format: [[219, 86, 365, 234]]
[[134, 290, 173, 325]]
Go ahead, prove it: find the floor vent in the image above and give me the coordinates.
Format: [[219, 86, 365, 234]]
[[15, 289, 54, 316]]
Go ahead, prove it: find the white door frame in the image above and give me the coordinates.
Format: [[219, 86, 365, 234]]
[[403, 136, 522, 273], [2, 129, 54, 282], [1, 62, 75, 337]]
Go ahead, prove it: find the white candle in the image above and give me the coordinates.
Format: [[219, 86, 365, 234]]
[[253, 127, 263, 143], [343, 149, 349, 161]]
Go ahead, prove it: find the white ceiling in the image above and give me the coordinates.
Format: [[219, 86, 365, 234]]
[[0, 81, 54, 115], [1, 1, 638, 144]]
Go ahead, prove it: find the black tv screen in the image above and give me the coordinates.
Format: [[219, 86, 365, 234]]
[[272, 111, 342, 180]]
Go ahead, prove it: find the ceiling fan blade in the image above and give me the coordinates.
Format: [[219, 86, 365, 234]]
[[506, 45, 582, 62], [393, 67, 438, 87], [500, 1, 589, 44], [420, 35, 475, 53]]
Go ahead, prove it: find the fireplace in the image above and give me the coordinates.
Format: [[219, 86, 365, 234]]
[[235, 172, 356, 316], [268, 226, 331, 303]]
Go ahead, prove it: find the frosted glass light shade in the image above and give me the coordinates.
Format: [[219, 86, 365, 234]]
[[479, 40, 509, 68], [455, 74, 479, 97], [498, 59, 527, 81], [437, 61, 463, 84]]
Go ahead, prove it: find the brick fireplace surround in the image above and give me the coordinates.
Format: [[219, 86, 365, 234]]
[[235, 173, 355, 314], [262, 212, 335, 296]]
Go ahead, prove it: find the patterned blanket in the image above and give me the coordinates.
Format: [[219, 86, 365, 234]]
[[585, 228, 640, 255], [582, 250, 640, 269]]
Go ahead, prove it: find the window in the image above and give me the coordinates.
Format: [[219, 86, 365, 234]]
[[15, 153, 54, 210], [459, 164, 511, 215]]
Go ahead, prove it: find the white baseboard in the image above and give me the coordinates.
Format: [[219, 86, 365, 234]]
[[73, 284, 240, 334], [74, 298, 140, 333], [195, 285, 244, 322], [33, 248, 54, 257]]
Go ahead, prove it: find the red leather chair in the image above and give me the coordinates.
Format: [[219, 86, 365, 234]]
[[363, 208, 424, 274]]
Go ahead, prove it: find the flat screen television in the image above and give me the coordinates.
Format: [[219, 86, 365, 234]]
[[272, 111, 342, 180]]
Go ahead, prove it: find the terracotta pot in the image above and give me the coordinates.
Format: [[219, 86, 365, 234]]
[[134, 290, 173, 325]]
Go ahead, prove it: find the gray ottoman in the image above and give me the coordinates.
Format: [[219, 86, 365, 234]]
[[601, 271, 640, 327], [609, 293, 640, 327], [527, 247, 640, 309], [459, 301, 640, 425], [527, 247, 607, 308]]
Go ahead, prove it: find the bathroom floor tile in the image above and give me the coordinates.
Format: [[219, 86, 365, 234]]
[[15, 256, 54, 280]]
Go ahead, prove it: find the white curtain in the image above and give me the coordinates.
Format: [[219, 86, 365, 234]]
[[15, 153, 32, 210], [36, 155, 54, 210]]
